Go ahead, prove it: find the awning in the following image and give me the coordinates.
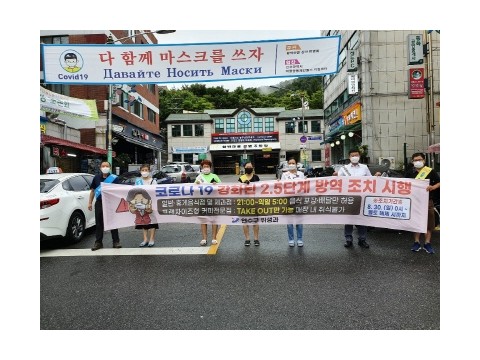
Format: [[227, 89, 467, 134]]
[[41, 134, 109, 155], [321, 123, 362, 145], [120, 135, 160, 151]]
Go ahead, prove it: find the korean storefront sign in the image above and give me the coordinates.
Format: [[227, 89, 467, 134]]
[[211, 132, 279, 144], [408, 68, 425, 99], [347, 49, 357, 72], [41, 36, 341, 84], [348, 74, 358, 95], [40, 86, 99, 119], [407, 34, 424, 65], [342, 102, 362, 125], [102, 177, 429, 233]]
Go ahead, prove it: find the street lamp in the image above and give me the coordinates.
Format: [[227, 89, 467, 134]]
[[105, 30, 176, 165], [269, 86, 308, 168]]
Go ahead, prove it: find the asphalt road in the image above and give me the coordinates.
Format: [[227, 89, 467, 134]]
[[40, 172, 440, 330]]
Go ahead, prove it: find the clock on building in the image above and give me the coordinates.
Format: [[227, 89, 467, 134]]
[[237, 111, 252, 126]]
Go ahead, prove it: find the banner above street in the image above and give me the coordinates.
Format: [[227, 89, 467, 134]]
[[41, 36, 341, 84], [40, 86, 99, 119]]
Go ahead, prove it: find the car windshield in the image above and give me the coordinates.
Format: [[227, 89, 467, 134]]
[[162, 166, 180, 173], [40, 179, 60, 193]]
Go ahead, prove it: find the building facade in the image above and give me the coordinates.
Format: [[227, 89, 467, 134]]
[[40, 30, 164, 174], [165, 107, 324, 174], [321, 30, 440, 171]]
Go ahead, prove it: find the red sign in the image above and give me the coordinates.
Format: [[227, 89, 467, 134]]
[[408, 68, 425, 99]]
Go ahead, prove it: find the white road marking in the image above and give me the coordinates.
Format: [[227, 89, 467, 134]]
[[40, 247, 210, 257]]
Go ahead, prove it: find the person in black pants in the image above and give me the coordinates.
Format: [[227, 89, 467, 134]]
[[88, 161, 122, 251]]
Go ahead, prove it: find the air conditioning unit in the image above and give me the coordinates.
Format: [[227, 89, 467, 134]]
[[378, 157, 396, 169]]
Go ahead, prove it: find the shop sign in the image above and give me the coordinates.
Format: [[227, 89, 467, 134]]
[[348, 74, 358, 95], [408, 68, 425, 99], [40, 124, 46, 134], [342, 102, 362, 125], [407, 34, 423, 65], [347, 49, 357, 72], [212, 132, 279, 144], [52, 146, 60, 156]]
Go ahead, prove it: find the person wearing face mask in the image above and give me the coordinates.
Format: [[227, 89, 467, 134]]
[[134, 164, 158, 247], [281, 157, 305, 247], [194, 160, 221, 246], [88, 161, 122, 251], [238, 162, 261, 246], [407, 152, 440, 254], [337, 149, 381, 249]]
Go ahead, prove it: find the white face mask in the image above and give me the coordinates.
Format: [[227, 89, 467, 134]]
[[350, 156, 360, 164], [288, 164, 297, 171], [134, 203, 146, 210], [141, 171, 150, 178], [413, 161, 424, 169], [100, 167, 110, 174], [202, 168, 211, 174]]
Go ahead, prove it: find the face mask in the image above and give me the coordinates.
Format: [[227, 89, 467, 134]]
[[288, 164, 296, 171], [350, 156, 360, 164], [135, 203, 146, 210], [202, 168, 211, 174], [141, 171, 150, 178], [413, 161, 424, 169], [245, 168, 253, 174], [101, 167, 110, 174]]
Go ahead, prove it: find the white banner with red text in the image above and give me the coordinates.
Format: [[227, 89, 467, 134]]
[[41, 36, 340, 84], [101, 177, 429, 233]]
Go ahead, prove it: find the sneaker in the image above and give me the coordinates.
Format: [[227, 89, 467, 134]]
[[113, 242, 122, 249], [200, 239, 207, 246], [358, 240, 370, 249], [411, 242, 421, 252], [344, 240, 353, 248], [91, 242, 103, 251], [139, 241, 148, 247], [424, 243, 435, 254], [297, 240, 304, 247], [288, 240, 295, 247], [244, 240, 251, 246], [147, 241, 155, 247], [254, 240, 260, 246], [211, 239, 218, 245]]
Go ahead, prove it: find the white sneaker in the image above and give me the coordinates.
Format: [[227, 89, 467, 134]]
[[297, 240, 304, 247], [200, 239, 207, 246], [211, 239, 218, 245]]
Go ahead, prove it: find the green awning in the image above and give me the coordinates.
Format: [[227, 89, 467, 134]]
[[321, 122, 362, 145]]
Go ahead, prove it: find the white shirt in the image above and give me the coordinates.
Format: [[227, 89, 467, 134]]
[[337, 163, 372, 177], [281, 170, 305, 181]]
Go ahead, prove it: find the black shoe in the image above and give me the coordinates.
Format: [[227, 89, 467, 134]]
[[254, 240, 260, 246], [91, 242, 103, 251], [358, 240, 370, 249], [244, 240, 251, 246], [112, 242, 122, 249], [344, 240, 353, 248]]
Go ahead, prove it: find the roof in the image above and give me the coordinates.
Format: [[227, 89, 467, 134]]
[[41, 134, 109, 155], [276, 109, 324, 119], [165, 113, 212, 122]]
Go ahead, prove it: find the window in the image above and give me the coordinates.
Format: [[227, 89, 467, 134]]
[[265, 117, 274, 132], [148, 84, 156, 93], [43, 83, 69, 96], [286, 121, 295, 134], [237, 110, 252, 133], [172, 154, 182, 162], [147, 108, 156, 124], [312, 150, 322, 162], [226, 118, 235, 133], [172, 125, 181, 137], [183, 124, 193, 136], [66, 175, 90, 191], [254, 117, 263, 132], [183, 154, 193, 163], [195, 124, 204, 136], [130, 101, 143, 118], [299, 121, 308, 134], [41, 36, 68, 44], [311, 120, 321, 133], [215, 119, 224, 133]]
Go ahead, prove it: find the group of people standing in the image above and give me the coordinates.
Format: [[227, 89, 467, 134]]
[[88, 151, 439, 254]]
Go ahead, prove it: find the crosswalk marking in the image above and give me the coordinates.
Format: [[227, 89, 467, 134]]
[[40, 225, 228, 258]]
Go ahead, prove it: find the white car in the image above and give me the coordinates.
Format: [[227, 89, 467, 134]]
[[40, 173, 95, 242]]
